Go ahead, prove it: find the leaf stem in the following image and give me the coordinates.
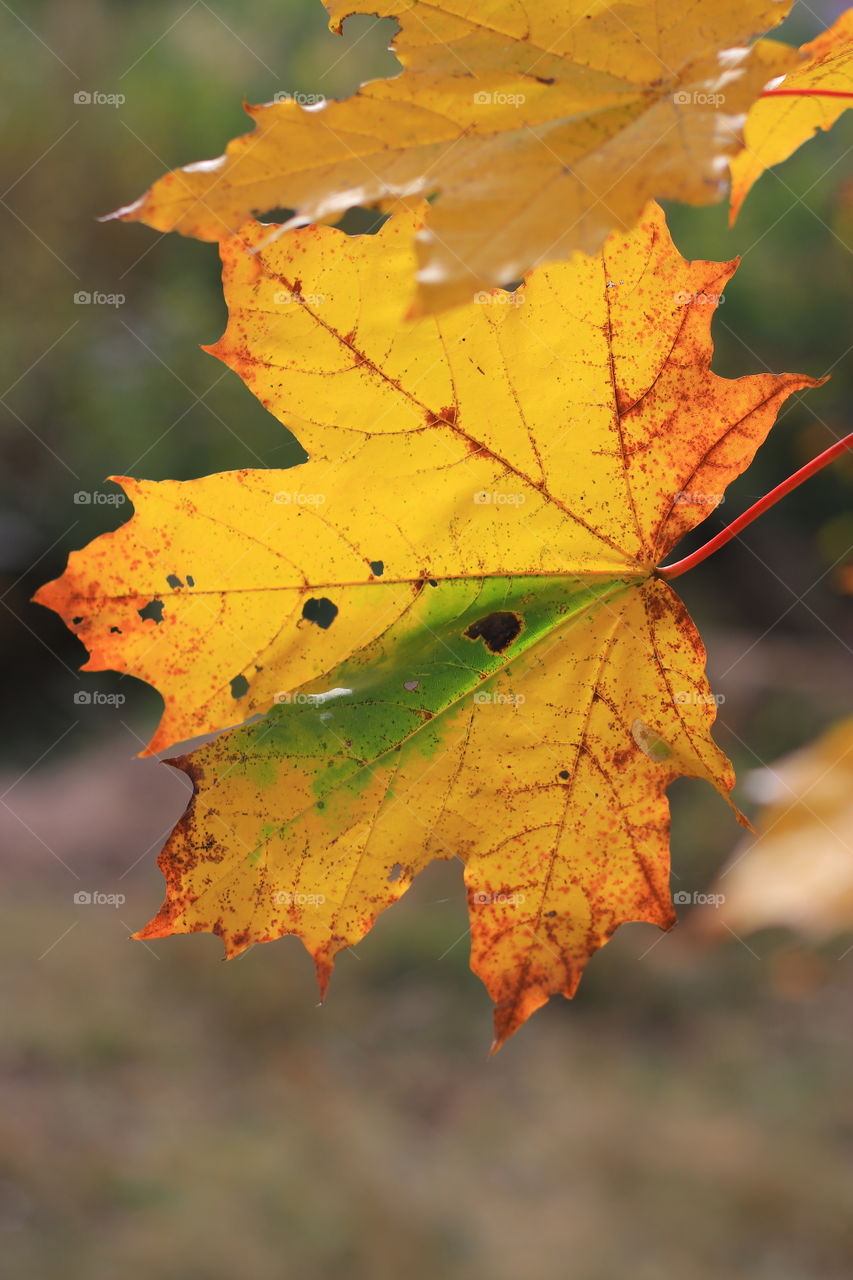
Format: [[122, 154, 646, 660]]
[[759, 88, 853, 100], [658, 432, 853, 581]]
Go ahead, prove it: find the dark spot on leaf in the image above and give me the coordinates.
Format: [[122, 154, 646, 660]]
[[109, 626, 122, 634], [559, 770, 570, 780], [138, 599, 164, 624], [426, 404, 458, 427], [428, 579, 438, 587], [369, 560, 384, 576], [534, 75, 555, 84], [317, 800, 325, 810], [301, 597, 338, 629], [186, 574, 195, 587], [72, 615, 83, 625], [544, 909, 557, 917], [166, 574, 183, 589], [230, 674, 249, 699], [388, 863, 403, 882], [464, 611, 523, 654]]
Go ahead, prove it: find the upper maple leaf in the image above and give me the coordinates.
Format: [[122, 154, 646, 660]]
[[730, 7, 853, 221], [36, 204, 821, 1045], [109, 0, 799, 312]]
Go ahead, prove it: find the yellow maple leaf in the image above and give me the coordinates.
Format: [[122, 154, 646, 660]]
[[109, 0, 799, 313], [730, 8, 853, 222], [36, 203, 822, 1044], [37, 204, 816, 752]]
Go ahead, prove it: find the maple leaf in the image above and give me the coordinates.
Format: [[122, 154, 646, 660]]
[[730, 8, 853, 222], [109, 0, 799, 313], [37, 204, 821, 1045], [702, 718, 853, 939]]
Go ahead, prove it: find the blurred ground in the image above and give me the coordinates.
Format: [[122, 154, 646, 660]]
[[1, 1, 852, 1276]]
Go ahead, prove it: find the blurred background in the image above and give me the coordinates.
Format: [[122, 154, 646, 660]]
[[0, 1, 851, 1276]]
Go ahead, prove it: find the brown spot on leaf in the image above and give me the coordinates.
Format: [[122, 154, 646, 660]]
[[301, 597, 338, 629], [425, 405, 458, 427], [464, 611, 523, 654], [138, 599, 164, 624]]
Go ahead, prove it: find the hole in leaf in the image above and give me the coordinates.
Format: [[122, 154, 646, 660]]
[[230, 674, 249, 699], [138, 600, 164, 624], [369, 560, 384, 576], [388, 863, 403, 882], [301, 597, 338, 629], [166, 574, 183, 589], [559, 770, 569, 780], [464, 611, 523, 654]]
